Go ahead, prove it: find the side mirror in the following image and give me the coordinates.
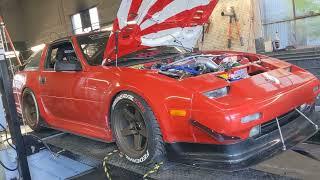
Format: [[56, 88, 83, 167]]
[[54, 60, 82, 72]]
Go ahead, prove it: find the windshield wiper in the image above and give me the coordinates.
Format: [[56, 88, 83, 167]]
[[125, 57, 154, 60], [153, 52, 182, 58], [105, 57, 155, 67], [105, 52, 183, 67]]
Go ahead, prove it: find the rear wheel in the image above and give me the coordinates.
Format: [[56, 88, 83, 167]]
[[111, 92, 165, 164], [22, 89, 42, 131]]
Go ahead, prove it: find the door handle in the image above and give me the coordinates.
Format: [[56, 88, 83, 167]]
[[39, 76, 46, 84]]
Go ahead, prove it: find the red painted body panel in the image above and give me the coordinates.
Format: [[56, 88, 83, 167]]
[[13, 35, 320, 145]]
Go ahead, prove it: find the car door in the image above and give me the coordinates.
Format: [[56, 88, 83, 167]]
[[39, 40, 88, 127]]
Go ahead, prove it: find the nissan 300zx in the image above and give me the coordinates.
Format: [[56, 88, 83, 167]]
[[13, 0, 320, 170]]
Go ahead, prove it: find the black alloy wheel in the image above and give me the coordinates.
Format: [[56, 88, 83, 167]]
[[113, 100, 148, 157], [111, 92, 165, 164]]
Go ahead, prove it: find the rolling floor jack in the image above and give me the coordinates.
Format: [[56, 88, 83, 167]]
[[221, 7, 244, 49]]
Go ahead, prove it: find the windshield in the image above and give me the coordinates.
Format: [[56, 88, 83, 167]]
[[106, 46, 187, 67], [77, 32, 109, 66]]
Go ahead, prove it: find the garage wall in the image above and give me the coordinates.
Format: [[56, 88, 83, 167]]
[[200, 0, 262, 52], [0, 0, 25, 41], [1, 0, 262, 53], [0, 0, 27, 50], [22, 0, 121, 47]]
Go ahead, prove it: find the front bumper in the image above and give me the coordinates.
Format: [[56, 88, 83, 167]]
[[166, 110, 320, 171]]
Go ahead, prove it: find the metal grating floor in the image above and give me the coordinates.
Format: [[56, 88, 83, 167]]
[[41, 131, 293, 180]]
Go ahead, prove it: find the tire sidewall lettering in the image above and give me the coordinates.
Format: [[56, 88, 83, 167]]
[[112, 94, 134, 109], [112, 93, 150, 163], [112, 93, 145, 112], [133, 98, 145, 112], [125, 150, 149, 163]]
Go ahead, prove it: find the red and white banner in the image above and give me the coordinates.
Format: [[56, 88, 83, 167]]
[[105, 0, 218, 59]]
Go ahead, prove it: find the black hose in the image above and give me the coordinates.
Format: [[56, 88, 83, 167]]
[[0, 123, 18, 171], [0, 123, 16, 150], [0, 160, 17, 171]]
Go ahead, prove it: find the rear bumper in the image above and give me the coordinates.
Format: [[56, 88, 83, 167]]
[[166, 110, 320, 171]]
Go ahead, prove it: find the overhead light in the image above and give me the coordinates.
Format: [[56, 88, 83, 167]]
[[31, 44, 45, 52]]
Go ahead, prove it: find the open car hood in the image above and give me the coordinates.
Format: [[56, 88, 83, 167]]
[[104, 0, 219, 61]]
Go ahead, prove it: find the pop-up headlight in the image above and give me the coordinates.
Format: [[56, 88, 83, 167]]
[[203, 87, 229, 99]]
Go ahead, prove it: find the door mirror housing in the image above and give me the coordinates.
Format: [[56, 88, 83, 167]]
[[54, 60, 82, 72]]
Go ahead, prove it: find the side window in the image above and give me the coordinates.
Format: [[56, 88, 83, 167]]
[[24, 50, 43, 70], [45, 42, 79, 70]]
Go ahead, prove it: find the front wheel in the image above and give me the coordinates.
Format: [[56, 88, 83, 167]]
[[111, 92, 165, 164]]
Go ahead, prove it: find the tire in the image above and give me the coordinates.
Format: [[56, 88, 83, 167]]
[[21, 89, 43, 131], [111, 92, 165, 164]]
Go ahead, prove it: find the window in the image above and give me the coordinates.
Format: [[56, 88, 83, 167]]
[[45, 42, 79, 70], [77, 32, 109, 66], [71, 7, 100, 35], [24, 50, 43, 70]]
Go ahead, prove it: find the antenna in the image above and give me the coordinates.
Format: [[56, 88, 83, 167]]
[[114, 30, 119, 67]]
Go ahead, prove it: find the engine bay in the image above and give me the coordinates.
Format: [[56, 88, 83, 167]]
[[130, 53, 276, 81], [157, 55, 251, 81]]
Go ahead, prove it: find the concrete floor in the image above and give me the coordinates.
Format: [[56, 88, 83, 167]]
[[255, 148, 320, 180]]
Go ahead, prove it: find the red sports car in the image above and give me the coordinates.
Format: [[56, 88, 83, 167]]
[[13, 0, 320, 170]]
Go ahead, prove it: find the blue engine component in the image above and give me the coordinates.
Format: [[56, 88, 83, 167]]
[[160, 65, 201, 76]]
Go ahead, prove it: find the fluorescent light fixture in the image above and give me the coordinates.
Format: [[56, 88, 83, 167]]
[[31, 44, 45, 52], [5, 51, 20, 58]]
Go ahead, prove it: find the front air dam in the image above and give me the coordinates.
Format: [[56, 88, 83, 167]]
[[165, 111, 320, 171]]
